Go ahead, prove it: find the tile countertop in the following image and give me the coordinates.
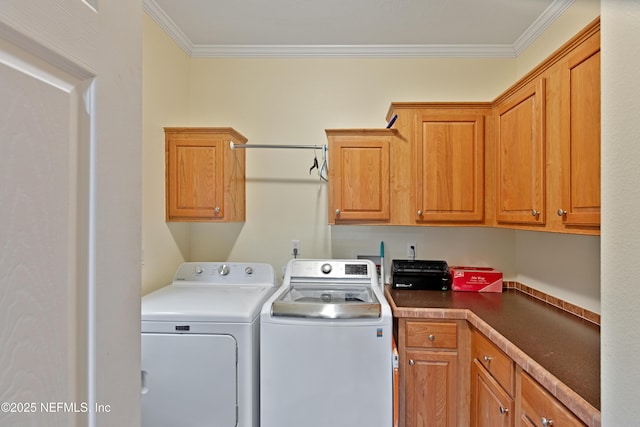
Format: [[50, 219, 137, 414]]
[[386, 287, 601, 427]]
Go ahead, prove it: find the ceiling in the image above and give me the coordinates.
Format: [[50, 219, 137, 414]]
[[144, 0, 574, 58]]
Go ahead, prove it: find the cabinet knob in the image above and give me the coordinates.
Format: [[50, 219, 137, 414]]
[[409, 359, 415, 366], [531, 209, 540, 217], [335, 209, 341, 216], [557, 208, 567, 216], [428, 334, 435, 341], [214, 207, 221, 214], [417, 210, 423, 216], [483, 355, 492, 362], [541, 417, 554, 427], [499, 406, 509, 415]]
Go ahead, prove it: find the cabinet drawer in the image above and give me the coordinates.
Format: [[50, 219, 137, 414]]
[[405, 321, 457, 349], [472, 330, 514, 395], [520, 372, 586, 427]]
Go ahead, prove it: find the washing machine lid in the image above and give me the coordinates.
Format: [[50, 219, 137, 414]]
[[271, 284, 381, 319], [141, 283, 275, 323]]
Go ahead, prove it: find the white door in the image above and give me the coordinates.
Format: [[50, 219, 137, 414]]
[[141, 334, 238, 427], [0, 1, 141, 426]]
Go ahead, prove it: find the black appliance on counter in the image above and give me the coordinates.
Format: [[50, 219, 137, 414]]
[[391, 260, 452, 291]]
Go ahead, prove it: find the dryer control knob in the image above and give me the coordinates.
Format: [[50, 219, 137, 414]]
[[321, 263, 332, 274], [245, 266, 254, 275], [218, 264, 230, 276], [193, 266, 203, 275]]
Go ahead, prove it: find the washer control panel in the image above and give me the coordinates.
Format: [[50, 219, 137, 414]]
[[288, 260, 374, 280]]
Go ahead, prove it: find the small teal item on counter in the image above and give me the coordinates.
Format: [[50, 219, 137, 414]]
[[380, 241, 385, 288]]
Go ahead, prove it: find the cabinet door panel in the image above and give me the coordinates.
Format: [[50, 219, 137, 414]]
[[168, 138, 224, 219], [405, 349, 457, 427], [416, 114, 484, 222], [519, 372, 586, 427], [471, 360, 514, 427], [329, 137, 391, 222], [165, 128, 246, 222], [496, 79, 546, 225], [560, 35, 600, 227]]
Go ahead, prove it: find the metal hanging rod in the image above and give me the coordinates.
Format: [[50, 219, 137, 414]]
[[230, 142, 325, 150]]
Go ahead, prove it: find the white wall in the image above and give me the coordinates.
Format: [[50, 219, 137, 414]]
[[141, 1, 601, 314], [185, 56, 513, 282], [601, 0, 640, 423], [331, 226, 517, 284], [142, 14, 192, 294], [514, 231, 600, 311]]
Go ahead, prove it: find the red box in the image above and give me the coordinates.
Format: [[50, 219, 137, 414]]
[[450, 266, 503, 293]]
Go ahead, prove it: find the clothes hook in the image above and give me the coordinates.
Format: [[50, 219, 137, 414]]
[[309, 149, 319, 175], [319, 144, 328, 182]]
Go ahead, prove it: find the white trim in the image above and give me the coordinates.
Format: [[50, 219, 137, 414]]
[[84, 78, 97, 427], [143, 0, 193, 55], [513, 0, 575, 56], [190, 44, 517, 58], [143, 0, 571, 58]]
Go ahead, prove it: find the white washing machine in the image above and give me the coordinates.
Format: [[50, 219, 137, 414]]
[[141, 262, 277, 427], [260, 259, 393, 427]]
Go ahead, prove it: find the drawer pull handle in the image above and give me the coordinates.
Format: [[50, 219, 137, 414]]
[[499, 406, 508, 415], [483, 355, 492, 362], [541, 417, 554, 427], [428, 334, 435, 341], [409, 359, 415, 366]]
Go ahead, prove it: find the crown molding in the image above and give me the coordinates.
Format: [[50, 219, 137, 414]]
[[143, 0, 193, 55], [513, 0, 575, 55], [190, 44, 517, 58], [143, 0, 571, 59]]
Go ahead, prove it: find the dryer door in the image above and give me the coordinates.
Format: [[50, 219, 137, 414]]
[[141, 333, 237, 427]]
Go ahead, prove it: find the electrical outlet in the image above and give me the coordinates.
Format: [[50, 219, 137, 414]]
[[291, 240, 301, 257], [407, 243, 416, 259]]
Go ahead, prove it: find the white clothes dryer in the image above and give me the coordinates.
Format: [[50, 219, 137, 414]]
[[141, 262, 277, 427]]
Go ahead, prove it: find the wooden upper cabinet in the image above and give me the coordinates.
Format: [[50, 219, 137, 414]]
[[165, 127, 246, 222], [559, 31, 601, 228], [495, 79, 546, 225], [325, 19, 599, 235], [416, 113, 485, 223], [326, 129, 394, 223]]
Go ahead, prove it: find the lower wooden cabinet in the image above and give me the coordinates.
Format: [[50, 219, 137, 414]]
[[405, 349, 457, 427], [471, 360, 514, 427], [399, 320, 459, 427], [396, 319, 593, 427], [519, 371, 586, 427], [471, 329, 515, 396], [471, 330, 515, 427]]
